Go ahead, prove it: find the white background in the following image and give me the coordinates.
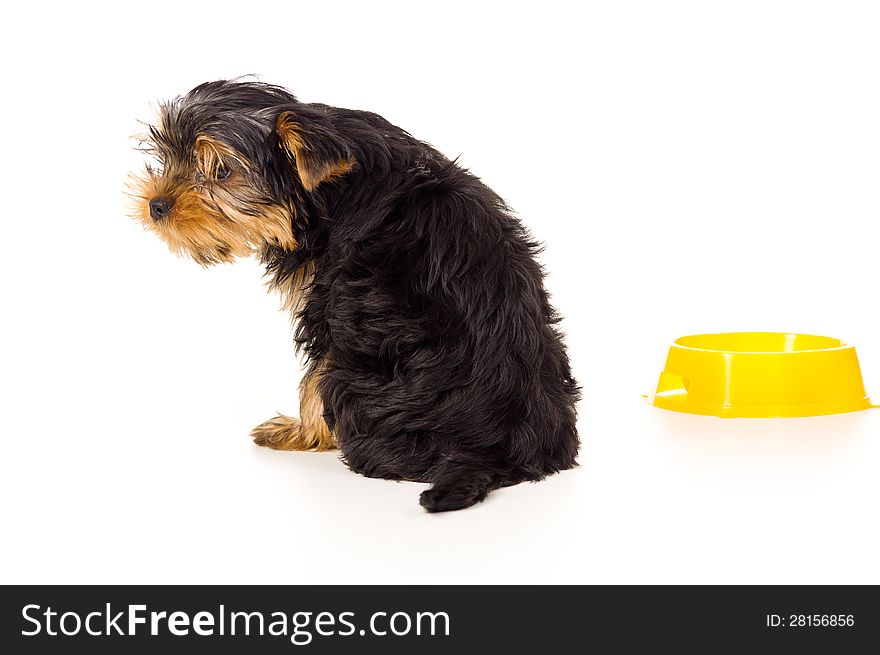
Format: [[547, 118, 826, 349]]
[[1, 0, 878, 584]]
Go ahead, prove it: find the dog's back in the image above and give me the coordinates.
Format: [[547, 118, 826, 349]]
[[283, 104, 580, 511], [132, 81, 579, 512]]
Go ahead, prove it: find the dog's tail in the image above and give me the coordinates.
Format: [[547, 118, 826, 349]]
[[418, 455, 524, 513]]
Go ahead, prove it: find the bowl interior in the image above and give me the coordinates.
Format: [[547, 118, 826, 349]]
[[674, 332, 844, 354]]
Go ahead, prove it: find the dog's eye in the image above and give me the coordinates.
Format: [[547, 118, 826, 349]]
[[216, 165, 231, 181]]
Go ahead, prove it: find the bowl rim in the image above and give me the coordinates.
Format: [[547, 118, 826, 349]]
[[671, 331, 852, 355]]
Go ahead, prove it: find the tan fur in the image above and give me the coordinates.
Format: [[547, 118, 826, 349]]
[[298, 363, 336, 449], [276, 112, 356, 191], [127, 136, 297, 266], [306, 158, 355, 190], [193, 135, 251, 179], [251, 363, 336, 451], [272, 261, 315, 317], [129, 122, 336, 451]]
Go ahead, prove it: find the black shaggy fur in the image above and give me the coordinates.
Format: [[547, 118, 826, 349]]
[[147, 81, 580, 511]]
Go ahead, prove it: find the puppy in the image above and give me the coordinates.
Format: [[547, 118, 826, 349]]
[[130, 80, 579, 511]]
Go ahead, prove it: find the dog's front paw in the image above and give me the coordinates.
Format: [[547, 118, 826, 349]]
[[251, 415, 304, 450], [251, 415, 337, 451]]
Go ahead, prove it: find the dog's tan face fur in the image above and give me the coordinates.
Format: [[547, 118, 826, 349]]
[[129, 122, 298, 267]]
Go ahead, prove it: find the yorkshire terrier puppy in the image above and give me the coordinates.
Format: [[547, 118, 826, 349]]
[[130, 80, 579, 512]]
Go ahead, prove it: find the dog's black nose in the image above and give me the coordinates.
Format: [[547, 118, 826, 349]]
[[149, 197, 173, 221]]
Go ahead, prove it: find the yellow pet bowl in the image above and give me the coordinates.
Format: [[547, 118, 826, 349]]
[[652, 332, 876, 418]]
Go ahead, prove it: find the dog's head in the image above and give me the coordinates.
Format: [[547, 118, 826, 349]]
[[129, 80, 355, 265]]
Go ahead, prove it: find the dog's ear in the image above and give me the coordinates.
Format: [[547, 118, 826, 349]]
[[276, 111, 355, 191]]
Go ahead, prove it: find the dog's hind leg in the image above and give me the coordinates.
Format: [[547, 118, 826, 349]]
[[418, 456, 516, 513], [251, 363, 336, 451]]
